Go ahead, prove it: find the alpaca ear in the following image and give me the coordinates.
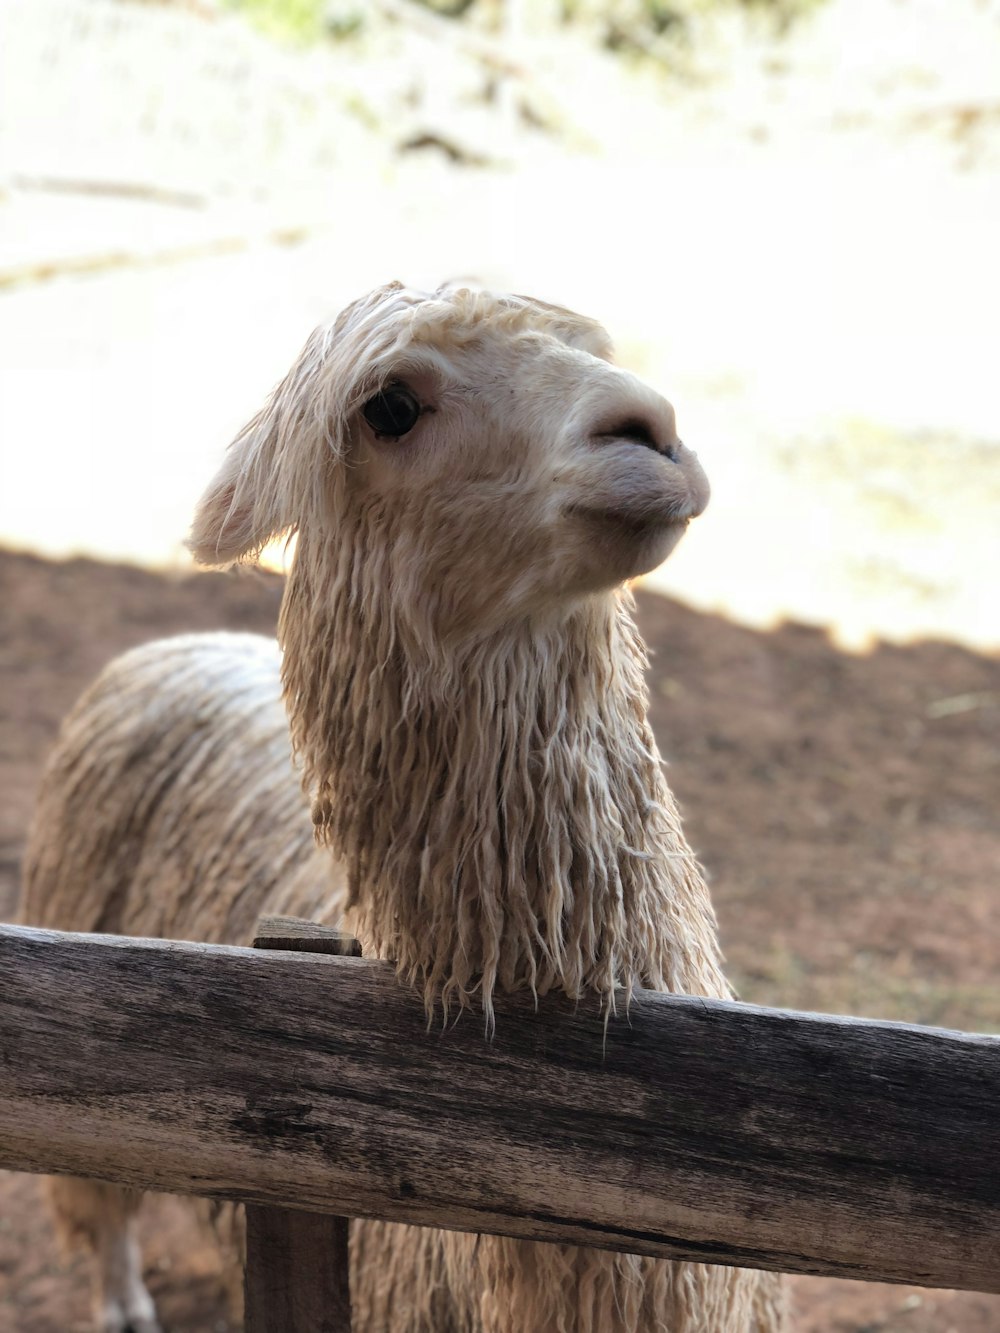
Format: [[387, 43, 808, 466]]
[[188, 328, 328, 566], [187, 416, 286, 567]]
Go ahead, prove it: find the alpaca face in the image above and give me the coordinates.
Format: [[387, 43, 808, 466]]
[[349, 334, 708, 637], [190, 283, 709, 638]]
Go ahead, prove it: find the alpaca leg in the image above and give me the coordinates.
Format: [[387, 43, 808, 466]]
[[92, 1212, 160, 1333], [194, 1197, 246, 1326], [45, 1176, 161, 1333]]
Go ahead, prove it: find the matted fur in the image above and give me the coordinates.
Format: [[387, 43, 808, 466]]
[[288, 565, 730, 1023], [22, 283, 788, 1332]]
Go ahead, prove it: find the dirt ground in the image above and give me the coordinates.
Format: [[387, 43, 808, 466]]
[[0, 547, 998, 1331]]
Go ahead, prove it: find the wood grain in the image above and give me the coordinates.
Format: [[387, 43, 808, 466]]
[[244, 1207, 351, 1332], [2, 922, 1000, 1293]]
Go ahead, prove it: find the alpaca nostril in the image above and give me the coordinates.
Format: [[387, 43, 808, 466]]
[[616, 419, 658, 451], [601, 418, 679, 461]]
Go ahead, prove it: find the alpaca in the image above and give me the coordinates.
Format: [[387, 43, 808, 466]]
[[22, 282, 788, 1333]]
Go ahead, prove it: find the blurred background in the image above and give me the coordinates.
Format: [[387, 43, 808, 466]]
[[2, 0, 1000, 648], [0, 0, 998, 1328]]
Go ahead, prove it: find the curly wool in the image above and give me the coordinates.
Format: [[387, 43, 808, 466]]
[[22, 633, 337, 947]]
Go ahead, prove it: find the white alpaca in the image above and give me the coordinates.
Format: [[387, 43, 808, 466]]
[[22, 282, 788, 1332]]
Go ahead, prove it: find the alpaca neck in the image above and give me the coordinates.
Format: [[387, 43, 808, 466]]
[[281, 563, 730, 1016]]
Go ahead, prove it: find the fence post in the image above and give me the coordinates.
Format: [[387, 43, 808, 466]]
[[245, 916, 362, 1332]]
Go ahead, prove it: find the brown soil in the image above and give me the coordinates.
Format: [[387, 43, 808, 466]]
[[1, 547, 998, 1333]]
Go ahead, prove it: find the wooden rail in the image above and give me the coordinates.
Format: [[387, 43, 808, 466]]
[[1, 922, 1000, 1296]]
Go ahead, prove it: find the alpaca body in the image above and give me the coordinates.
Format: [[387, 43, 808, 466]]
[[25, 623, 784, 1333], [23, 283, 788, 1331]]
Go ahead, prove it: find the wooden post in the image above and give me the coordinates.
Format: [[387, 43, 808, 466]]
[[245, 916, 361, 1333], [245, 1209, 351, 1333]]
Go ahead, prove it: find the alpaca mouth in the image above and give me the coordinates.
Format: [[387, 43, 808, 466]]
[[568, 504, 691, 537]]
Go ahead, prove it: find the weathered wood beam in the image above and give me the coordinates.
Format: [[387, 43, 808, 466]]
[[1, 922, 999, 1294]]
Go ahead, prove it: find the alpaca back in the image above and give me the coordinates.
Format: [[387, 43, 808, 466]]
[[21, 631, 338, 944]]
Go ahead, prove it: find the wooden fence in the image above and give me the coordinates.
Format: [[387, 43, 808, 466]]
[[1, 917, 999, 1330]]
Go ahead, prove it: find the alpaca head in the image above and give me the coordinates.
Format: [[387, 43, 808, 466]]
[[190, 284, 723, 1010], [190, 283, 708, 644]]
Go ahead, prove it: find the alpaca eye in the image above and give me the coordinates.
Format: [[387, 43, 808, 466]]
[[362, 383, 421, 438]]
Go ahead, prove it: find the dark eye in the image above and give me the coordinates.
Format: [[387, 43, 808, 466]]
[[362, 383, 421, 438]]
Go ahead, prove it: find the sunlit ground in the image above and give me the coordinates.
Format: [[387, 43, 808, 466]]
[[1, 0, 998, 651]]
